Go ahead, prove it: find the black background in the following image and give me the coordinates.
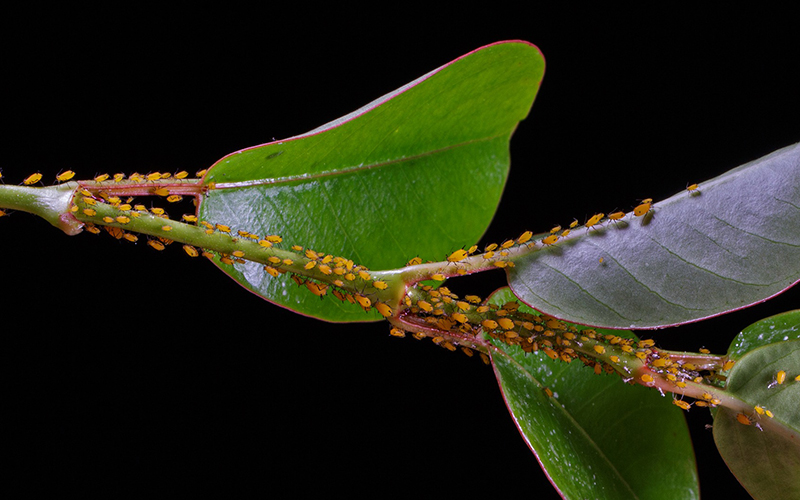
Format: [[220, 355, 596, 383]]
[[3, 5, 799, 498]]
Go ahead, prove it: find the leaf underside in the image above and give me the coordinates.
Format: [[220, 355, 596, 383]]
[[488, 287, 699, 500], [713, 310, 800, 500], [197, 41, 545, 321], [508, 142, 800, 329]]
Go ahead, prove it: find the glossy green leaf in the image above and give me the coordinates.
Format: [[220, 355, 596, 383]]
[[508, 142, 800, 329], [488, 287, 698, 500], [713, 311, 800, 500], [196, 41, 544, 321]]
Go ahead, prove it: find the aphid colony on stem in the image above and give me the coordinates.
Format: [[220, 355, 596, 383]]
[[17, 173, 780, 422]]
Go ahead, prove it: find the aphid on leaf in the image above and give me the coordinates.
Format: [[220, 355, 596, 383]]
[[542, 234, 559, 245], [182, 214, 198, 223], [113, 173, 125, 182], [175, 171, 189, 179], [375, 302, 393, 318], [115, 216, 131, 224], [722, 359, 736, 371], [634, 201, 652, 217], [82, 208, 97, 217], [215, 224, 231, 233], [608, 211, 625, 221], [640, 374, 654, 384], [153, 187, 170, 196], [585, 213, 604, 228], [306, 281, 328, 298], [94, 173, 110, 182], [407, 256, 422, 266], [355, 294, 372, 310], [167, 194, 183, 203], [769, 370, 787, 388], [373, 280, 388, 290], [56, 170, 75, 182], [736, 413, 752, 426], [389, 327, 406, 338], [183, 245, 199, 257], [232, 250, 245, 258], [195, 169, 208, 177], [23, 173, 42, 185], [431, 273, 445, 281], [517, 231, 533, 244], [687, 183, 699, 192], [481, 319, 498, 330], [123, 233, 138, 243]]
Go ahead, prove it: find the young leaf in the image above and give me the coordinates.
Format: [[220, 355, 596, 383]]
[[713, 310, 800, 500], [507, 142, 800, 329], [196, 41, 545, 322], [487, 287, 699, 500]]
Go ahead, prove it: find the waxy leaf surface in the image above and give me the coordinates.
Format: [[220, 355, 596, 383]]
[[713, 310, 800, 500], [487, 288, 698, 500], [508, 143, 800, 329], [197, 41, 544, 321]]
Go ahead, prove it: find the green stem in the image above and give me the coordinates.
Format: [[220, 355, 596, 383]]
[[0, 183, 83, 234]]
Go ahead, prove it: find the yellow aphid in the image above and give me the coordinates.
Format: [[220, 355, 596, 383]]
[[232, 250, 245, 258], [151, 207, 165, 215], [641, 374, 654, 383], [736, 413, 752, 426], [754, 405, 765, 415], [220, 256, 234, 265], [375, 302, 393, 318], [765, 409, 774, 418], [265, 235, 283, 243], [183, 245, 199, 257], [608, 211, 625, 221], [699, 348, 711, 354], [373, 280, 388, 290], [23, 173, 42, 185], [147, 240, 165, 251], [355, 294, 372, 309], [498, 318, 515, 330], [517, 231, 533, 244], [56, 170, 75, 182], [146, 172, 162, 181], [461, 347, 474, 357], [638, 339, 655, 348], [161, 225, 172, 232], [358, 270, 371, 281], [542, 234, 559, 245], [721, 359, 735, 371], [550, 225, 561, 234], [258, 239, 273, 248], [465, 295, 482, 304], [418, 300, 433, 312], [389, 327, 406, 338], [182, 214, 198, 223], [195, 169, 207, 177], [777, 370, 787, 384], [561, 229, 571, 237], [455, 301, 471, 311], [113, 173, 125, 182], [452, 312, 468, 324], [585, 213, 604, 228], [687, 183, 699, 192], [81, 196, 96, 205], [593, 345, 606, 355], [485, 243, 498, 252], [153, 187, 170, 196], [499, 239, 514, 250], [82, 208, 97, 216], [318, 264, 332, 275], [118, 203, 132, 211], [481, 319, 499, 330], [123, 233, 138, 243], [160, 173, 172, 179], [467, 245, 478, 254], [483, 251, 495, 260], [215, 224, 231, 233], [264, 266, 280, 277], [634, 202, 652, 217], [115, 216, 131, 224], [431, 273, 445, 281], [304, 261, 317, 270], [306, 281, 328, 298], [796, 374, 800, 382], [167, 194, 183, 203], [407, 256, 422, 266], [175, 171, 189, 179], [94, 173, 110, 182], [673, 400, 692, 411], [447, 249, 469, 262], [610, 355, 620, 363], [282, 258, 293, 266]]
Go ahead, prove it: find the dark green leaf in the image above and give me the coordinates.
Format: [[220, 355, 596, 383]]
[[197, 41, 544, 321], [713, 311, 800, 500], [508, 143, 800, 329], [488, 287, 699, 500]]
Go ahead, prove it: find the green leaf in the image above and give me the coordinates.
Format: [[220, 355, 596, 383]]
[[487, 287, 699, 500], [713, 311, 800, 500], [507, 143, 800, 329], [196, 41, 544, 321]]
